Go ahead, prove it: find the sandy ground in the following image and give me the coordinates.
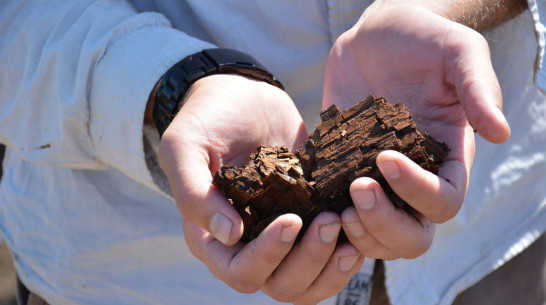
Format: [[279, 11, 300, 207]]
[[0, 242, 16, 305]]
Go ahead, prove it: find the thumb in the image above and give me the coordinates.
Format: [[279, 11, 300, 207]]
[[445, 23, 510, 143], [159, 128, 244, 246]]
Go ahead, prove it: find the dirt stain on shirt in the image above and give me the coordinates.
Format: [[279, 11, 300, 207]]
[[35, 143, 51, 150]]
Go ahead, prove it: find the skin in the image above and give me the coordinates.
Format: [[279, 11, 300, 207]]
[[152, 0, 525, 303], [157, 75, 363, 304], [324, 2, 514, 260]]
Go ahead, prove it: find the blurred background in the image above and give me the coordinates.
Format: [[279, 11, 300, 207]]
[[0, 144, 17, 305], [0, 242, 16, 305]]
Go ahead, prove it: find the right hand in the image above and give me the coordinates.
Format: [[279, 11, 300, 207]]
[[323, 4, 511, 260], [159, 74, 363, 304]]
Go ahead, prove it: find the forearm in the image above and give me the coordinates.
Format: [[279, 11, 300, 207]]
[[434, 0, 528, 32], [365, 0, 528, 32]]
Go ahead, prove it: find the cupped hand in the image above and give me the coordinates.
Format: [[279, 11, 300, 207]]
[[159, 74, 363, 303], [160, 74, 308, 244], [323, 4, 511, 259]]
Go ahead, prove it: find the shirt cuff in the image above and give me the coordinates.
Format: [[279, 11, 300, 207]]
[[90, 23, 214, 193]]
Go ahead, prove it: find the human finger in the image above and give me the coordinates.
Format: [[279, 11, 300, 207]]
[[160, 127, 245, 246], [261, 212, 342, 302], [183, 214, 302, 293], [376, 150, 466, 223], [444, 22, 511, 143], [292, 243, 364, 305], [347, 177, 436, 259], [341, 207, 399, 260]]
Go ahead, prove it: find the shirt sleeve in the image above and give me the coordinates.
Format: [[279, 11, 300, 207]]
[[0, 1, 214, 193], [527, 0, 546, 93]]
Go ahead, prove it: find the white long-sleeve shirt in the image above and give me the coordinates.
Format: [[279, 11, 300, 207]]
[[0, 1, 544, 304]]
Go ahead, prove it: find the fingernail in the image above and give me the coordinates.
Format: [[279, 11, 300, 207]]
[[351, 189, 376, 210], [343, 221, 366, 238], [210, 213, 233, 245], [319, 222, 341, 244], [378, 160, 400, 179], [281, 223, 299, 243], [338, 254, 361, 272]]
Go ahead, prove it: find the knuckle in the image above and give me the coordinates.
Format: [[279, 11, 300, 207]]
[[230, 280, 262, 294], [173, 185, 203, 219], [402, 241, 431, 259], [263, 248, 286, 262], [268, 288, 306, 303], [254, 239, 289, 262], [430, 203, 460, 223], [176, 196, 197, 216], [401, 224, 435, 259]]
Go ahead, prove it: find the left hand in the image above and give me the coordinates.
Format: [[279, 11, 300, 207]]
[[159, 74, 363, 304], [323, 4, 510, 259]]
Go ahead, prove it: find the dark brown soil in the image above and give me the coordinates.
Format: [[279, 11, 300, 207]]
[[213, 95, 449, 242]]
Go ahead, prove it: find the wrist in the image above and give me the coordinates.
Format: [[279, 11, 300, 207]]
[[151, 48, 284, 137]]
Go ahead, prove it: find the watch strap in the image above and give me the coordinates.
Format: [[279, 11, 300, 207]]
[[153, 48, 284, 137]]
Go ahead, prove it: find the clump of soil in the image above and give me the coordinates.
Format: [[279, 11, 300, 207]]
[[213, 95, 449, 242]]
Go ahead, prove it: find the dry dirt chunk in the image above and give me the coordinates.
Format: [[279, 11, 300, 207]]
[[213, 95, 449, 242], [296, 95, 448, 215], [213, 146, 322, 242]]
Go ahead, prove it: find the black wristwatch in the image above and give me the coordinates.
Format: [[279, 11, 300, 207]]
[[153, 48, 284, 137]]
